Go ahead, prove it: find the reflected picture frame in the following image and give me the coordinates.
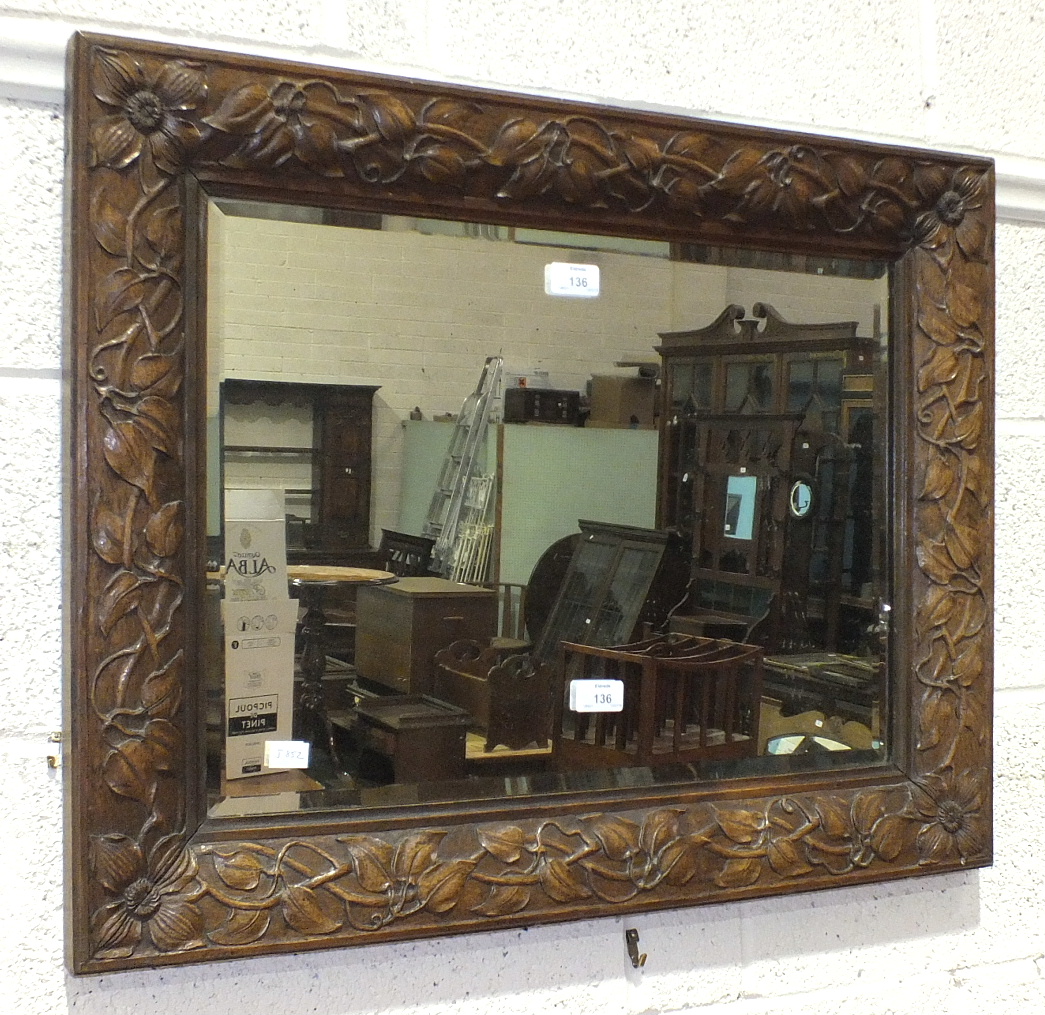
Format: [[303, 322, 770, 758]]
[[65, 32, 993, 972]]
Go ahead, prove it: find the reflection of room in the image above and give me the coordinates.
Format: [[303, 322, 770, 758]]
[[205, 203, 889, 811], [207, 203, 883, 551]]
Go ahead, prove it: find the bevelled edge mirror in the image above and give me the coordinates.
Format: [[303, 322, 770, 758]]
[[64, 30, 994, 973]]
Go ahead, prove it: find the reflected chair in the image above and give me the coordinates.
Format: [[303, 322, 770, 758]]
[[487, 581, 528, 644], [378, 528, 435, 577], [552, 633, 763, 769]]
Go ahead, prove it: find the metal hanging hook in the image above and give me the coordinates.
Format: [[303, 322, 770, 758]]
[[625, 927, 647, 969]]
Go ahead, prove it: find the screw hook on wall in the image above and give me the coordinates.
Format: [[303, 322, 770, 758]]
[[625, 927, 647, 969]]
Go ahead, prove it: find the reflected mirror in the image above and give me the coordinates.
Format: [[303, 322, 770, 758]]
[[203, 200, 890, 819]]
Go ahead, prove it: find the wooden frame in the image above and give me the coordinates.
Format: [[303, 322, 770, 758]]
[[64, 32, 994, 972]]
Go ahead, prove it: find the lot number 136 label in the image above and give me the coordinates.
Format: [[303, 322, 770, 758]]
[[569, 679, 624, 712]]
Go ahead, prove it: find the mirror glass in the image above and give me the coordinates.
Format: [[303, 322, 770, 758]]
[[203, 197, 890, 820], [724, 475, 758, 539]]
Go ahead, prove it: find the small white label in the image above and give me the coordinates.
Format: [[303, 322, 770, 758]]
[[544, 261, 600, 298], [569, 679, 625, 713], [264, 740, 310, 769]]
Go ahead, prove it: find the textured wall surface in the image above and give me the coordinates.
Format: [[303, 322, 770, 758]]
[[1, 1, 1043, 1012]]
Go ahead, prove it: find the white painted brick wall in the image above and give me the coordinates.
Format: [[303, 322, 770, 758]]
[[1, 3, 1043, 1013]]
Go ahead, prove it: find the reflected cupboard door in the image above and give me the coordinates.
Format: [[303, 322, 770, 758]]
[[315, 392, 376, 548]]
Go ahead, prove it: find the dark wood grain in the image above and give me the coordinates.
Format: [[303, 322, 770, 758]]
[[65, 32, 994, 971]]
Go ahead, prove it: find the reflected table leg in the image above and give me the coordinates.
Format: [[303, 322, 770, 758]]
[[292, 580, 346, 771], [288, 568, 400, 773]]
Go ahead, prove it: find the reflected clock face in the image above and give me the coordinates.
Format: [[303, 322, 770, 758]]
[[789, 479, 813, 519]]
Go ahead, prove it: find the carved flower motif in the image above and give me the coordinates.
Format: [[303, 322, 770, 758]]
[[90, 49, 207, 173], [913, 167, 989, 264], [91, 833, 203, 957], [914, 770, 987, 865]]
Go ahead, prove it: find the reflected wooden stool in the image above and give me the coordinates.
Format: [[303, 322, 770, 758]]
[[352, 695, 472, 784]]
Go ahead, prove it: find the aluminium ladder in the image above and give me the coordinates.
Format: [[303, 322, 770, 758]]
[[422, 356, 502, 576]]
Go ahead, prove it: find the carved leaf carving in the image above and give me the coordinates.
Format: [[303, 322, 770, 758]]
[[97, 267, 152, 330], [91, 499, 128, 565], [871, 815, 907, 862], [340, 836, 394, 893], [393, 831, 447, 881], [97, 569, 142, 634], [129, 352, 181, 397], [715, 857, 763, 889], [203, 83, 275, 135], [471, 884, 530, 917], [102, 421, 157, 500], [281, 885, 343, 936], [294, 119, 343, 178], [477, 824, 530, 865], [589, 814, 640, 861], [816, 797, 852, 841], [362, 92, 416, 143], [142, 718, 180, 772], [133, 396, 179, 457], [487, 118, 545, 167], [144, 501, 183, 558], [766, 837, 814, 879], [90, 188, 129, 257], [639, 809, 683, 858], [714, 808, 765, 845], [212, 850, 267, 892], [539, 858, 592, 903], [418, 859, 476, 913], [919, 456, 956, 501], [660, 838, 704, 887], [208, 909, 271, 947]]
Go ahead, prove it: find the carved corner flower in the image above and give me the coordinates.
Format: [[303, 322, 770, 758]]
[[90, 832, 204, 959], [90, 48, 207, 174], [914, 769, 988, 866], [913, 167, 990, 266]]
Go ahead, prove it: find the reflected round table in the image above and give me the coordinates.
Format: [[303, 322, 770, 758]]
[[287, 565, 398, 769]]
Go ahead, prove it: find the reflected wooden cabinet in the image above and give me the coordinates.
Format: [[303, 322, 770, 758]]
[[532, 521, 679, 663], [355, 577, 498, 694], [221, 378, 379, 555]]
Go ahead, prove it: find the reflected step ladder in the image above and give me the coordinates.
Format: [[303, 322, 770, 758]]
[[422, 356, 503, 576]]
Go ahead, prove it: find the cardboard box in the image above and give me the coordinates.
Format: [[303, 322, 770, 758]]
[[222, 598, 298, 779], [223, 488, 296, 780], [224, 489, 289, 603], [588, 375, 657, 428]]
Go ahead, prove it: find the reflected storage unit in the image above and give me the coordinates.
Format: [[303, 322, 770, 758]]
[[355, 577, 498, 694], [221, 378, 379, 556]]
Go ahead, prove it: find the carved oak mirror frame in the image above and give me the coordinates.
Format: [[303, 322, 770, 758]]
[[64, 32, 994, 973]]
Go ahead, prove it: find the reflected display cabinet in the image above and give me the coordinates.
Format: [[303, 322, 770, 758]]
[[656, 303, 881, 655], [532, 521, 681, 664]]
